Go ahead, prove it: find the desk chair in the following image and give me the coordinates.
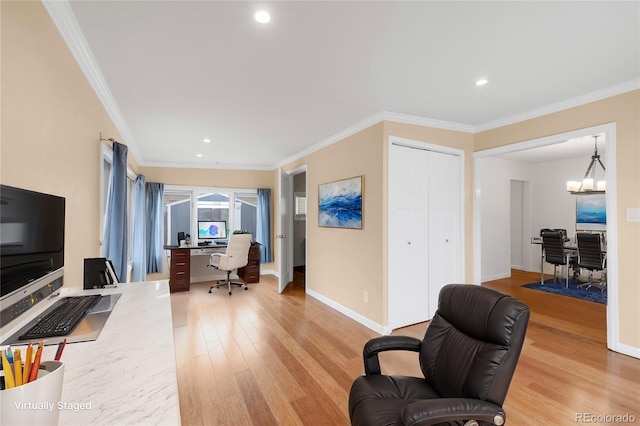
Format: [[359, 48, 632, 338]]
[[541, 230, 577, 287], [207, 233, 252, 295], [349, 284, 530, 426], [576, 232, 607, 292]]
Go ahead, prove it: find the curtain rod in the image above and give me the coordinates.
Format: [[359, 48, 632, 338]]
[[99, 132, 116, 143]]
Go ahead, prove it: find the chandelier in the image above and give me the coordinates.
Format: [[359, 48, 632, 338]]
[[566, 136, 606, 194]]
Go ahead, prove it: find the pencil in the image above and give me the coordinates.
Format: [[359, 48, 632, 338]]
[[55, 338, 67, 361], [23, 343, 33, 383], [2, 350, 16, 389], [28, 346, 43, 383], [13, 349, 23, 386]]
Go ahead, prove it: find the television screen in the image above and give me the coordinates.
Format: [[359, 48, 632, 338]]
[[1, 185, 65, 299], [576, 194, 606, 231], [198, 220, 226, 240]]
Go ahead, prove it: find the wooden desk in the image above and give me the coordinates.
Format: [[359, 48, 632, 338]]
[[164, 244, 261, 291]]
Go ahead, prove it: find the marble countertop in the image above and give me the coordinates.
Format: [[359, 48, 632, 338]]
[[54, 281, 180, 425]]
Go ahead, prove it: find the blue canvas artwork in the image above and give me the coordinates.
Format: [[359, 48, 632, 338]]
[[318, 176, 363, 229], [576, 194, 606, 224]]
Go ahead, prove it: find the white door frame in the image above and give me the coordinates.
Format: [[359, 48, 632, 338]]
[[387, 136, 465, 329], [473, 123, 623, 355]]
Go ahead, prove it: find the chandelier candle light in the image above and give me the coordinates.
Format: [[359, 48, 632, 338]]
[[566, 136, 606, 194]]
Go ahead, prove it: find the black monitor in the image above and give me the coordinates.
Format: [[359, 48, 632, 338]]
[[0, 185, 65, 323], [197, 220, 227, 240]]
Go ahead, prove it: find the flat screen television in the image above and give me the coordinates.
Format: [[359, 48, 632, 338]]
[[576, 193, 606, 231], [197, 220, 227, 240], [1, 185, 65, 300]]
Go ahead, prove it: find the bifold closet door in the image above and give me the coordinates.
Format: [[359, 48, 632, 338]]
[[388, 143, 461, 329]]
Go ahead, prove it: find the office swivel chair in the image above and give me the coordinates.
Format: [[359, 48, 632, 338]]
[[541, 230, 577, 287], [349, 284, 530, 426], [208, 233, 252, 295], [576, 232, 607, 292]]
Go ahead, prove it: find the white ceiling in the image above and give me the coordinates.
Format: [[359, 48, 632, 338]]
[[53, 1, 639, 169]]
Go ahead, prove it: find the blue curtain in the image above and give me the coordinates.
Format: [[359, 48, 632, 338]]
[[256, 188, 272, 263], [103, 142, 128, 282], [146, 182, 164, 273], [131, 174, 147, 282]]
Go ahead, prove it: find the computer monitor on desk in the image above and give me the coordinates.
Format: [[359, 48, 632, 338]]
[[198, 220, 227, 243]]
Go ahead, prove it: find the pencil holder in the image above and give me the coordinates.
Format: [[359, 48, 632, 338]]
[[0, 361, 64, 426]]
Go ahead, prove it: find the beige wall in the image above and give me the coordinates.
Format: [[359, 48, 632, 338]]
[[1, 1, 135, 289], [141, 166, 276, 271], [475, 90, 640, 349], [282, 122, 474, 326], [283, 124, 385, 323]]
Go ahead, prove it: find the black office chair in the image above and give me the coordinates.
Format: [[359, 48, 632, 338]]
[[349, 284, 530, 426], [541, 230, 577, 287], [576, 232, 606, 292]]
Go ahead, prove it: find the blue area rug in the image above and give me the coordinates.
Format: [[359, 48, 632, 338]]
[[522, 278, 607, 304]]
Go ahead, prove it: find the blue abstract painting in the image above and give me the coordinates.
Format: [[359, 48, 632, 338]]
[[318, 176, 363, 229], [576, 194, 606, 224]]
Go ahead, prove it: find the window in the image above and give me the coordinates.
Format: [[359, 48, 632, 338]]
[[163, 191, 192, 246], [163, 186, 258, 244], [294, 192, 307, 221]]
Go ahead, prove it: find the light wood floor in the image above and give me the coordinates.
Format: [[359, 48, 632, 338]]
[[170, 271, 640, 425]]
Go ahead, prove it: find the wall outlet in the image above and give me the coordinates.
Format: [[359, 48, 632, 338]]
[[363, 290, 368, 303]]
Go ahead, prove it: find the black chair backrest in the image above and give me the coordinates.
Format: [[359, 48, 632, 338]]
[[577, 232, 604, 270], [418, 284, 530, 406], [541, 231, 566, 265]]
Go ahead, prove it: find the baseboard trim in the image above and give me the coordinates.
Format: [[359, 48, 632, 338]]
[[305, 288, 393, 335], [481, 272, 511, 282], [612, 342, 640, 360]]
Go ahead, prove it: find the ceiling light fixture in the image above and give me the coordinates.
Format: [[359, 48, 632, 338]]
[[203, 138, 211, 143], [475, 79, 488, 86], [196, 153, 203, 158], [254, 10, 271, 24], [566, 136, 606, 194]]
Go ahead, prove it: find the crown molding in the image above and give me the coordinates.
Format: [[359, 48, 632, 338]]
[[475, 79, 640, 133], [274, 112, 386, 168], [381, 111, 476, 133], [274, 111, 474, 169], [41, 0, 141, 162]]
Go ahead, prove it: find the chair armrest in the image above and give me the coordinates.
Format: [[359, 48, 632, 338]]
[[363, 335, 421, 375], [401, 398, 506, 426]]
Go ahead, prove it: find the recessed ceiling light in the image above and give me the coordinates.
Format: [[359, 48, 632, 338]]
[[196, 153, 203, 158], [203, 138, 211, 143], [254, 10, 271, 24], [475, 79, 488, 86]]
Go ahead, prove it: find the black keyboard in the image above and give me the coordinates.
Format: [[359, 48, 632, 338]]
[[19, 295, 102, 340]]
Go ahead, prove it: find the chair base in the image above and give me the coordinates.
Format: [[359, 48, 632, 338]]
[[576, 271, 606, 292], [208, 279, 248, 295]]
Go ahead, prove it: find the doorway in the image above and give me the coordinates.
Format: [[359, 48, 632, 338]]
[[292, 172, 307, 290], [473, 123, 619, 352]]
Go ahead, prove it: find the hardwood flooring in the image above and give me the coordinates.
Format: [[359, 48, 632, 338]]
[[171, 271, 640, 425]]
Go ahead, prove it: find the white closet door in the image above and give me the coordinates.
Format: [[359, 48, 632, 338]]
[[427, 151, 462, 318], [389, 142, 462, 329], [388, 144, 430, 329]]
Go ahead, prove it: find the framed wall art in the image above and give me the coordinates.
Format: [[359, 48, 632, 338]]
[[318, 176, 363, 229]]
